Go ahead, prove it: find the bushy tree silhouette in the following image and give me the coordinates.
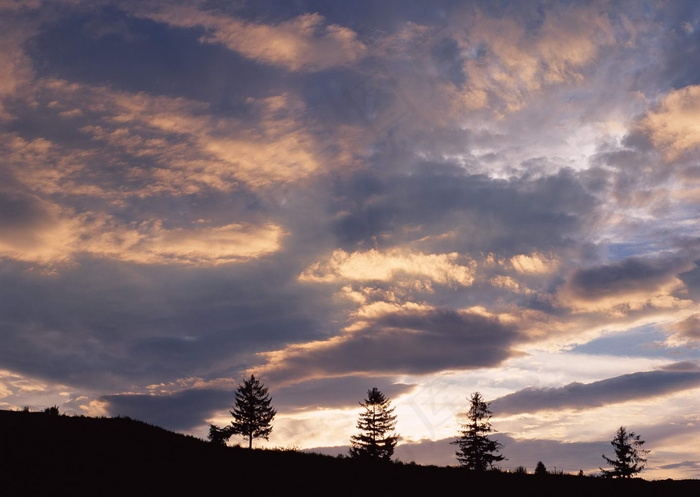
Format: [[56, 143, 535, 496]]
[[207, 423, 232, 446], [452, 392, 504, 471], [600, 426, 649, 478], [229, 374, 276, 449], [349, 387, 399, 461], [535, 460, 547, 475]]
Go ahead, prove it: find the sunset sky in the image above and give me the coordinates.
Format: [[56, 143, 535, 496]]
[[2, 0, 700, 479]]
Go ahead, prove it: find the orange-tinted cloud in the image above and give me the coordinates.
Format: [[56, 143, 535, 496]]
[[299, 248, 476, 286], [449, 4, 615, 113], [0, 190, 284, 265], [638, 85, 700, 161], [510, 252, 558, 274], [10, 79, 356, 196], [0, 191, 81, 264], [78, 217, 285, 265], [666, 314, 700, 346], [132, 5, 367, 71]]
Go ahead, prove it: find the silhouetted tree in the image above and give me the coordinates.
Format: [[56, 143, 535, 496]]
[[43, 406, 59, 416], [349, 387, 399, 461], [452, 392, 504, 471], [229, 374, 276, 449], [207, 423, 232, 446], [600, 426, 649, 478], [535, 461, 547, 475]]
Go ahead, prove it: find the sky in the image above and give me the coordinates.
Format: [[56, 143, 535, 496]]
[[1, 0, 700, 479]]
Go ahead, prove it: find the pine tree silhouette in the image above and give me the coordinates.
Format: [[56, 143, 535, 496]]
[[452, 392, 504, 471], [229, 374, 276, 449], [600, 426, 649, 478], [349, 387, 399, 461]]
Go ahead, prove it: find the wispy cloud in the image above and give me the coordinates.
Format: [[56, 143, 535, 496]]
[[491, 365, 700, 415], [131, 4, 367, 71]]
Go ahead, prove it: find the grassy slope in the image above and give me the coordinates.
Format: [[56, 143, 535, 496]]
[[1, 410, 697, 496]]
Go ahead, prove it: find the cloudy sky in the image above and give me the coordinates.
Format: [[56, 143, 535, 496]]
[[2, 0, 700, 479]]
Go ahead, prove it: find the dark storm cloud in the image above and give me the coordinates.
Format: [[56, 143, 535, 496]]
[[490, 367, 700, 415], [262, 307, 521, 383], [0, 256, 337, 390], [29, 3, 289, 109], [561, 254, 690, 303], [102, 388, 232, 431], [331, 165, 596, 255], [652, 1, 700, 90]]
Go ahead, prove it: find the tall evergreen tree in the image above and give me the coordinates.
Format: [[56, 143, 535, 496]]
[[452, 391, 504, 471], [600, 426, 649, 478], [229, 374, 276, 449], [349, 387, 399, 461]]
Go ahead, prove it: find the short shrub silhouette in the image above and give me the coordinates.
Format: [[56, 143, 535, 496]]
[[43, 406, 60, 416]]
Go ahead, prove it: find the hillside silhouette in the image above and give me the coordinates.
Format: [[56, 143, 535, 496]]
[[1, 410, 698, 496]]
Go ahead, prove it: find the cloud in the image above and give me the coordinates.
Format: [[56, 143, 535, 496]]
[[132, 5, 367, 71], [0, 189, 283, 265], [558, 255, 693, 316], [639, 85, 700, 161], [102, 388, 233, 431], [0, 249, 340, 392], [659, 361, 700, 372], [273, 376, 416, 411], [510, 253, 558, 274], [4, 77, 360, 209], [78, 217, 285, 266], [666, 315, 700, 346], [257, 304, 521, 385], [299, 249, 476, 286], [0, 0, 42, 9], [24, 79, 340, 193], [490, 366, 700, 415], [0, 191, 80, 263], [330, 166, 597, 256], [446, 4, 616, 113], [0, 10, 36, 119]]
